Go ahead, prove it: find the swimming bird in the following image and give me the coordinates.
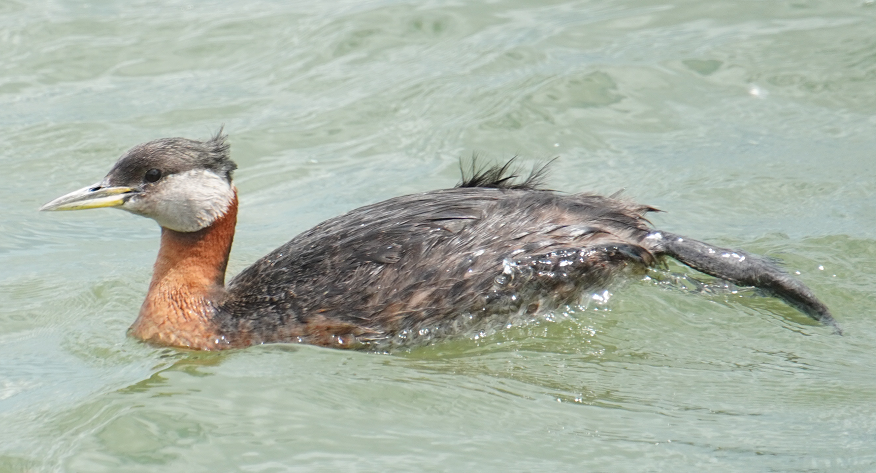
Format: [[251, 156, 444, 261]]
[[41, 132, 840, 350]]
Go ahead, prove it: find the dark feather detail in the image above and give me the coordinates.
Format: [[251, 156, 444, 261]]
[[457, 157, 554, 190]]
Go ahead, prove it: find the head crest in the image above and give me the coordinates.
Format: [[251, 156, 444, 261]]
[[204, 127, 235, 180]]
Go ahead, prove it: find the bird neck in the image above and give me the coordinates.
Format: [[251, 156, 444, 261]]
[[130, 190, 238, 350]]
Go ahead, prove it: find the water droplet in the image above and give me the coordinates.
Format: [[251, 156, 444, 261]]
[[748, 84, 768, 98]]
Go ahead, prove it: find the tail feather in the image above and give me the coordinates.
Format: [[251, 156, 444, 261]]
[[646, 231, 841, 334]]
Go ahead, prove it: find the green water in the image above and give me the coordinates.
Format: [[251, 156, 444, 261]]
[[2, 0, 876, 471]]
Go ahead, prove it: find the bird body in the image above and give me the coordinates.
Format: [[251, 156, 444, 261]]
[[218, 187, 657, 349], [41, 132, 840, 350]]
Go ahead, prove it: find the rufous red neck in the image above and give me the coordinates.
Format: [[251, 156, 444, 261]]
[[130, 191, 238, 349]]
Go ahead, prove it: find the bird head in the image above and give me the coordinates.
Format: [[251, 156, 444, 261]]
[[41, 131, 237, 232]]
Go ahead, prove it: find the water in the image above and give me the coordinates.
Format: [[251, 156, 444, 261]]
[[2, 0, 876, 470]]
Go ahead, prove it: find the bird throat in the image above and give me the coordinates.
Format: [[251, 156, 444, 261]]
[[129, 191, 238, 349]]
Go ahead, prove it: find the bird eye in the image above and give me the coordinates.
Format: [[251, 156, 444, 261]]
[[144, 169, 162, 183]]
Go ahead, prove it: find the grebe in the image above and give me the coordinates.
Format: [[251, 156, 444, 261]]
[[41, 132, 840, 350]]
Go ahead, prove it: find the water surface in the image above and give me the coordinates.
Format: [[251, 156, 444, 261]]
[[2, 0, 875, 471]]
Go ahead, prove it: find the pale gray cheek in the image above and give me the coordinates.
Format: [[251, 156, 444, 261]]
[[157, 209, 205, 232], [121, 196, 155, 219], [122, 195, 205, 232], [120, 178, 234, 233]]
